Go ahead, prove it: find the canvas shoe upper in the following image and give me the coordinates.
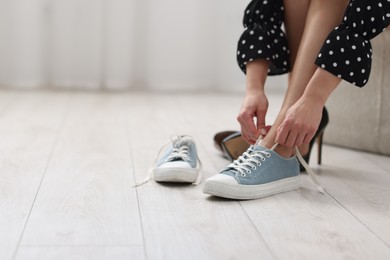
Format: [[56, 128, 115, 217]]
[[134, 135, 201, 187], [203, 144, 324, 200]]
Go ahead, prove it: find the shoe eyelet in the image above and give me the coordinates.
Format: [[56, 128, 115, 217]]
[[252, 166, 256, 170], [257, 163, 261, 166], [241, 173, 246, 177], [261, 158, 265, 161], [266, 153, 271, 157], [247, 170, 251, 174]]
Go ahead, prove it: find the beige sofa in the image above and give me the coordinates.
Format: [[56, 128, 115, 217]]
[[325, 30, 390, 155]]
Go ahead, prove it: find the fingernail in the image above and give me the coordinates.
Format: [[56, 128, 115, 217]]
[[260, 128, 267, 136]]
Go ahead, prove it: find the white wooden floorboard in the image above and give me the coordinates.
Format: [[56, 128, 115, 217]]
[[0, 91, 69, 260], [239, 177, 390, 260], [0, 90, 389, 260], [16, 246, 144, 260], [19, 93, 143, 249], [313, 145, 390, 247], [363, 151, 390, 173], [126, 93, 274, 260]]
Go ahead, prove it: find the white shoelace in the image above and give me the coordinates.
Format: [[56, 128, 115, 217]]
[[294, 145, 325, 194], [227, 146, 272, 177], [228, 142, 325, 194], [133, 135, 202, 187]]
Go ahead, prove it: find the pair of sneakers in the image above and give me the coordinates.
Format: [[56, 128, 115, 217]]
[[137, 135, 324, 200]]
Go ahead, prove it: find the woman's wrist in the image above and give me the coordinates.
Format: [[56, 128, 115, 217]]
[[245, 84, 265, 95], [245, 59, 269, 94], [302, 67, 341, 106]]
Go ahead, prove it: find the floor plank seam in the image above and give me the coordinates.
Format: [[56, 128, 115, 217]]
[[11, 93, 72, 260], [326, 190, 390, 248], [238, 202, 278, 260], [124, 107, 148, 260]]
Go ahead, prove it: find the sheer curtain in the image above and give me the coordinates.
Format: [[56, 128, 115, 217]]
[[0, 0, 263, 91]]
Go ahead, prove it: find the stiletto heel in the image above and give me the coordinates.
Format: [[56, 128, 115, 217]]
[[317, 131, 324, 165], [299, 107, 329, 172]]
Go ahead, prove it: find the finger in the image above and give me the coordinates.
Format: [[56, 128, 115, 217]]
[[294, 132, 306, 148], [238, 113, 258, 140], [260, 128, 267, 137], [241, 126, 256, 145], [238, 115, 252, 142], [246, 135, 256, 145], [244, 121, 259, 142], [276, 124, 289, 145], [259, 125, 272, 137], [247, 130, 259, 144], [285, 130, 298, 148], [303, 131, 315, 144], [256, 108, 267, 130], [246, 118, 259, 140], [261, 125, 272, 137], [240, 117, 260, 145]]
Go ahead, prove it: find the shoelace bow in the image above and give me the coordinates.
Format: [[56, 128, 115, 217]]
[[228, 143, 325, 194], [133, 135, 202, 187]]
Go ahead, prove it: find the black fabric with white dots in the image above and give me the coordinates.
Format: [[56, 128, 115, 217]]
[[237, 0, 390, 87], [237, 0, 289, 75]]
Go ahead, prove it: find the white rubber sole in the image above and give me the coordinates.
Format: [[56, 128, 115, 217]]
[[153, 168, 198, 183], [203, 175, 301, 200]]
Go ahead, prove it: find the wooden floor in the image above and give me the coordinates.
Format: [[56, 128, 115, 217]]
[[0, 90, 389, 260]]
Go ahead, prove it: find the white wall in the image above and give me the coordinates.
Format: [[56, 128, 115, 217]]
[[0, 0, 46, 88], [0, 0, 286, 91]]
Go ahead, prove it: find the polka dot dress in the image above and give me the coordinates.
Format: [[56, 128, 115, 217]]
[[237, 0, 390, 87], [237, 0, 290, 75]]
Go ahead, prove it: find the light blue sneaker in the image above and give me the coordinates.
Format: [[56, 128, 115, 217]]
[[133, 135, 201, 187], [203, 144, 323, 200], [152, 135, 201, 184]]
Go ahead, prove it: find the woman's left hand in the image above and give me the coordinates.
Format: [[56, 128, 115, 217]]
[[276, 97, 323, 148]]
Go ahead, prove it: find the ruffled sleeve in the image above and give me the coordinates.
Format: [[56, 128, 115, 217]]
[[315, 0, 390, 87], [237, 0, 290, 75]]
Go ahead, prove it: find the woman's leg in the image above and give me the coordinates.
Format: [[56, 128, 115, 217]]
[[283, 0, 311, 155], [284, 0, 310, 67], [261, 0, 349, 157]]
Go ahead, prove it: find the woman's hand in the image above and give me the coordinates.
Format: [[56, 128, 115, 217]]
[[237, 91, 269, 144], [276, 97, 323, 148]]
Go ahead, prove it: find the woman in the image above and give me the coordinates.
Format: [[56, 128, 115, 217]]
[[203, 0, 390, 199]]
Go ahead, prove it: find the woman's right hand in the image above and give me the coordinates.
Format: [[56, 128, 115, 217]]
[[237, 91, 269, 144]]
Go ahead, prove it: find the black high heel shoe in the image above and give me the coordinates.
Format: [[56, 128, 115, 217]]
[[213, 131, 238, 152], [299, 107, 329, 171], [213, 131, 250, 161]]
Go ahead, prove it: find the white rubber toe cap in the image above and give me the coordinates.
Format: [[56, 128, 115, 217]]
[[206, 174, 238, 185]]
